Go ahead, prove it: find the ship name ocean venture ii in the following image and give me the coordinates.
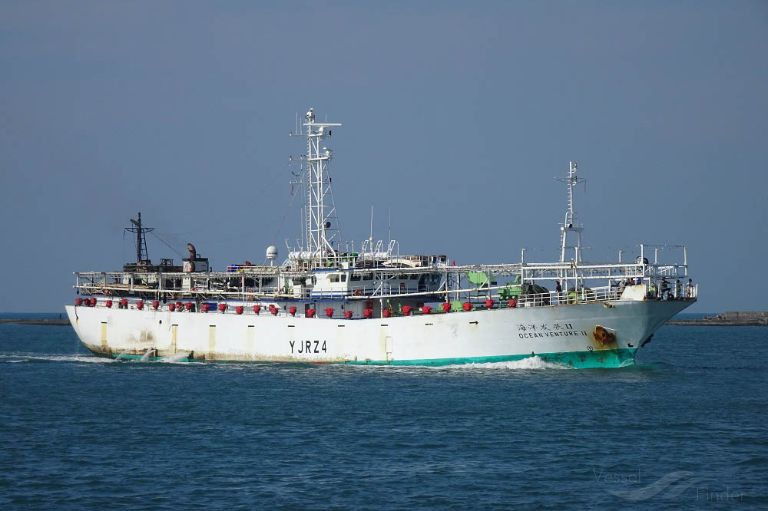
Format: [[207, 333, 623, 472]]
[[66, 108, 697, 368]]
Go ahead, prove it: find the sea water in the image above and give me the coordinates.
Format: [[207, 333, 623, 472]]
[[1, 314, 766, 510]]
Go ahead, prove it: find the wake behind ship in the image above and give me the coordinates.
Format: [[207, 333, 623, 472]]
[[67, 108, 697, 368]]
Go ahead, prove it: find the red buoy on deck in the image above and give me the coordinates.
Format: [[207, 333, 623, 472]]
[[74, 297, 83, 306], [168, 303, 177, 312], [462, 302, 473, 312], [218, 303, 227, 313], [184, 302, 193, 312], [441, 302, 451, 313], [324, 307, 334, 318], [507, 298, 517, 308], [289, 306, 297, 317], [306, 308, 316, 318], [422, 305, 432, 314], [363, 308, 373, 319], [382, 308, 392, 318], [89, 297, 97, 307], [120, 298, 129, 309], [253, 305, 261, 315], [344, 310, 353, 319], [485, 299, 494, 310], [152, 300, 160, 310], [175, 301, 183, 311], [136, 300, 144, 310], [402, 305, 413, 316], [235, 305, 244, 315], [105, 299, 113, 308], [269, 305, 278, 316], [201, 303, 210, 313]]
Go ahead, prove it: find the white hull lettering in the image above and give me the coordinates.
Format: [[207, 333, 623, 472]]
[[519, 330, 588, 339]]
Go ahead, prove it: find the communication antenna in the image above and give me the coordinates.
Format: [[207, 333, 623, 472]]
[[293, 107, 342, 266], [369, 205, 374, 245], [556, 161, 586, 263]]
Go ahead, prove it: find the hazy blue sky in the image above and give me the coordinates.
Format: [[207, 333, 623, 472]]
[[1, 1, 766, 312]]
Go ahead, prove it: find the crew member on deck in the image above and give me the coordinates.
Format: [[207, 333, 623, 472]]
[[661, 278, 669, 300]]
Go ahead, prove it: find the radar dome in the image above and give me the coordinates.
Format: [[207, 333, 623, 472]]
[[266, 245, 278, 261]]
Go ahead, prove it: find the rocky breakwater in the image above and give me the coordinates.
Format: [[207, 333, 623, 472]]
[[668, 311, 768, 326]]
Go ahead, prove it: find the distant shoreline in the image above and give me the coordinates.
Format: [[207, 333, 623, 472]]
[[667, 311, 768, 326], [0, 318, 71, 326]]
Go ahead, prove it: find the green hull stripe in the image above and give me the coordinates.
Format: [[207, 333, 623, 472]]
[[113, 353, 193, 363], [344, 348, 637, 369], [108, 349, 636, 369]]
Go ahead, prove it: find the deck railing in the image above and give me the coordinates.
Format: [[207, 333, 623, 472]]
[[74, 262, 696, 304]]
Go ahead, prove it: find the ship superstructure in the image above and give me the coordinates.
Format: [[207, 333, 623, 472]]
[[66, 108, 697, 368]]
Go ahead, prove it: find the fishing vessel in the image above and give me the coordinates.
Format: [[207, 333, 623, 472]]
[[66, 108, 697, 368]]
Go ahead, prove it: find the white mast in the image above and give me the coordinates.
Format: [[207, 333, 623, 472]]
[[302, 107, 342, 267], [558, 161, 584, 263]]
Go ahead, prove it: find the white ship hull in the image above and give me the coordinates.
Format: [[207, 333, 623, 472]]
[[66, 299, 692, 368]]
